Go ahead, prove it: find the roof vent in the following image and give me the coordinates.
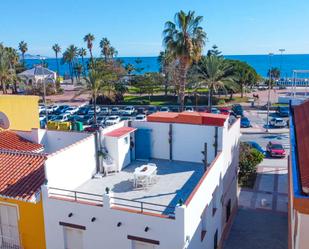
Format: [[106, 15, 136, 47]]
[[302, 187, 309, 195]]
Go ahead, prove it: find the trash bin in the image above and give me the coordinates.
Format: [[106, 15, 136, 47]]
[[72, 121, 83, 131]]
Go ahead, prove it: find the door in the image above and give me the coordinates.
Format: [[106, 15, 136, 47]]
[[133, 241, 155, 249], [64, 227, 83, 249], [0, 204, 20, 247], [135, 129, 152, 159]]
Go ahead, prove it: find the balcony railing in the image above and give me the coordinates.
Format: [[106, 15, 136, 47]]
[[110, 196, 176, 217], [48, 187, 103, 206]]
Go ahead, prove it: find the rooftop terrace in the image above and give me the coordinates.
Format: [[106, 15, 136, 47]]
[[49, 159, 205, 215]]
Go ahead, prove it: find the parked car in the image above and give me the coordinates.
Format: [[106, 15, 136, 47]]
[[84, 124, 101, 133], [135, 114, 147, 121], [184, 106, 194, 112], [105, 115, 121, 126], [160, 106, 169, 112], [147, 106, 157, 115], [231, 104, 244, 116], [88, 106, 101, 115], [77, 106, 90, 115], [54, 105, 70, 115], [80, 115, 94, 125], [123, 106, 135, 116], [137, 107, 146, 115], [246, 141, 266, 155], [277, 106, 289, 117], [266, 142, 286, 158], [111, 107, 120, 115], [65, 106, 79, 115], [219, 107, 230, 115], [269, 118, 287, 128], [210, 107, 221, 114], [100, 107, 109, 115], [96, 116, 106, 126], [53, 114, 69, 122], [240, 117, 252, 128]]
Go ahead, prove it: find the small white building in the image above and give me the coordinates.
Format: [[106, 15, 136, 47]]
[[42, 112, 240, 249], [18, 66, 57, 86]]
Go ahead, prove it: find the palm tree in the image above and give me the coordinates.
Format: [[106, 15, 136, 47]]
[[109, 47, 118, 59], [79, 48, 87, 76], [100, 38, 110, 61], [197, 55, 236, 110], [62, 45, 78, 83], [158, 50, 172, 96], [5, 47, 19, 93], [52, 44, 61, 76], [0, 44, 16, 94], [83, 33, 95, 66], [163, 10, 206, 110], [18, 41, 28, 66]]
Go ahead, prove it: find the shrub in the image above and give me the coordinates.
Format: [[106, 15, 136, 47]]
[[217, 99, 226, 106], [239, 142, 264, 188]]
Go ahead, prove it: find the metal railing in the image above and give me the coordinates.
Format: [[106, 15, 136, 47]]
[[110, 196, 176, 217], [48, 187, 103, 205]]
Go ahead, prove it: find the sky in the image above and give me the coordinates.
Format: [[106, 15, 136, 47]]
[[0, 0, 309, 57]]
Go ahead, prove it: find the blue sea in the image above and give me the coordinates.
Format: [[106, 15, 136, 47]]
[[24, 54, 309, 78]]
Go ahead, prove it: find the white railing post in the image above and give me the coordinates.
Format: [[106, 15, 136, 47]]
[[103, 192, 113, 209]]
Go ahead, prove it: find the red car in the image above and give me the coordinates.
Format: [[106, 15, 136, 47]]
[[219, 107, 230, 115], [266, 142, 286, 158]]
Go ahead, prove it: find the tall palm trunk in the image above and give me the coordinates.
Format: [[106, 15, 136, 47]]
[[208, 85, 213, 111], [22, 53, 25, 66], [89, 49, 94, 69], [55, 53, 60, 76], [81, 56, 86, 76], [93, 93, 97, 125]]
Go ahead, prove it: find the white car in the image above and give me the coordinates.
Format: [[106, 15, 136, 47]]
[[39, 105, 46, 113], [88, 106, 101, 115], [135, 114, 146, 121], [53, 113, 70, 122], [184, 106, 194, 112], [123, 106, 135, 116], [100, 107, 109, 115], [160, 106, 169, 112], [65, 106, 79, 115], [269, 118, 287, 128], [105, 116, 120, 126], [111, 107, 120, 115]]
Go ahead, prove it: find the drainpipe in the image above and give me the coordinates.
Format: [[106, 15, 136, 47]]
[[214, 127, 218, 157]]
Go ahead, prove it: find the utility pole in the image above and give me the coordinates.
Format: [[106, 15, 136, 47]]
[[266, 53, 274, 133]]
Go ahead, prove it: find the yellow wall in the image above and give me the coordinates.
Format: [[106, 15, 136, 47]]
[[0, 95, 39, 131], [0, 197, 46, 249]]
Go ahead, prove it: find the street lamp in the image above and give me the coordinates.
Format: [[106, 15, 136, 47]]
[[266, 53, 274, 133], [279, 48, 285, 79], [38, 55, 48, 125]]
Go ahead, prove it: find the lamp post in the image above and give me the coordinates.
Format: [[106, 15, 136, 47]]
[[279, 48, 285, 80], [266, 53, 274, 133], [39, 56, 48, 125]]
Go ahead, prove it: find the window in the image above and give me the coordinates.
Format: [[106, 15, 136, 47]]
[[132, 241, 156, 249], [124, 136, 129, 144], [63, 227, 83, 249], [213, 229, 218, 249], [201, 206, 208, 241], [0, 204, 20, 247]]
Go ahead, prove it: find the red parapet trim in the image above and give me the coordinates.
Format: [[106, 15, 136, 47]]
[[49, 196, 103, 207], [185, 152, 222, 206], [111, 205, 175, 220]]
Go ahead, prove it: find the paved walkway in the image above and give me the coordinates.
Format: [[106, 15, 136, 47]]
[[239, 166, 288, 213], [223, 208, 288, 249]]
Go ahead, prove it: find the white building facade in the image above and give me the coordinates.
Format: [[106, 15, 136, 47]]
[[42, 112, 240, 249]]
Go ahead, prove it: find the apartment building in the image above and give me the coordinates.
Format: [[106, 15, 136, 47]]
[[42, 112, 240, 249]]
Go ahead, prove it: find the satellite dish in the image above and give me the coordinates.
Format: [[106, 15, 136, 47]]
[[0, 112, 10, 129]]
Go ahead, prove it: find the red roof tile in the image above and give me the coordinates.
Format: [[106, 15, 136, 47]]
[[294, 100, 309, 190], [0, 131, 43, 152], [0, 150, 46, 201], [147, 112, 228, 126], [104, 127, 136, 138]]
